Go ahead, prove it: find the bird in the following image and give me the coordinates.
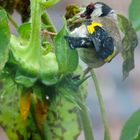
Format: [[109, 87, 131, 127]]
[[65, 2, 122, 68]]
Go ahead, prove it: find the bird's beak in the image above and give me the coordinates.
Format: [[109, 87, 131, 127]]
[[80, 11, 88, 18], [80, 7, 94, 19]]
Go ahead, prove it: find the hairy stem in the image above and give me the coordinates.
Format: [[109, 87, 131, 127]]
[[90, 69, 111, 140], [29, 0, 42, 53]]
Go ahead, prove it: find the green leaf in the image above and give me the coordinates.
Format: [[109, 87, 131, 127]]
[[54, 21, 78, 74], [18, 22, 31, 43], [45, 66, 90, 140], [56, 76, 81, 107], [117, 14, 138, 79], [9, 35, 59, 86], [129, 0, 140, 31], [40, 52, 60, 86], [0, 73, 43, 140], [47, 96, 81, 140], [0, 73, 24, 140], [33, 86, 45, 101], [134, 130, 140, 140], [15, 70, 37, 88], [0, 9, 10, 72], [42, 0, 60, 9], [120, 109, 140, 140]]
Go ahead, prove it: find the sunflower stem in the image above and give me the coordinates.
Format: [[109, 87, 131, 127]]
[[78, 101, 94, 140], [29, 0, 42, 52], [90, 69, 111, 140]]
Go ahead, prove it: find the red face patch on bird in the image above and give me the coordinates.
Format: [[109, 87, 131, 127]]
[[80, 3, 95, 19]]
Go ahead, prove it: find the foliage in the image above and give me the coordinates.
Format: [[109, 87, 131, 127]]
[[120, 109, 140, 140], [0, 0, 139, 140], [46, 73, 88, 140], [42, 0, 60, 9], [129, 0, 140, 31], [117, 14, 138, 79], [0, 0, 89, 140], [54, 20, 78, 74], [0, 0, 30, 22], [0, 0, 15, 14], [0, 9, 10, 72]]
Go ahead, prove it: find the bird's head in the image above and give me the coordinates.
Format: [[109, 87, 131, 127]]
[[80, 2, 116, 19]]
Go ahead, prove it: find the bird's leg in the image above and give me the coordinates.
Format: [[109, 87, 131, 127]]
[[72, 67, 92, 80], [82, 67, 92, 79], [72, 74, 81, 80]]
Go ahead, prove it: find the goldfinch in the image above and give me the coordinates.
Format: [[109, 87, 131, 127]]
[[65, 2, 122, 68]]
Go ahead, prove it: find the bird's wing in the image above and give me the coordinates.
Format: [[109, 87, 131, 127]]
[[87, 26, 115, 61], [64, 36, 92, 49], [87, 26, 108, 52]]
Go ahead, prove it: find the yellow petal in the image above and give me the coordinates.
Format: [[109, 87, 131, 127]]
[[34, 100, 47, 130], [20, 91, 31, 122]]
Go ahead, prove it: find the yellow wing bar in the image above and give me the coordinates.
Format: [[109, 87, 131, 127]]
[[104, 50, 115, 62], [87, 22, 103, 34]]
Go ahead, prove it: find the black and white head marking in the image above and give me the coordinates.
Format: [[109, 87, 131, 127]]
[[80, 3, 95, 19], [94, 2, 112, 17], [80, 2, 116, 19]]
